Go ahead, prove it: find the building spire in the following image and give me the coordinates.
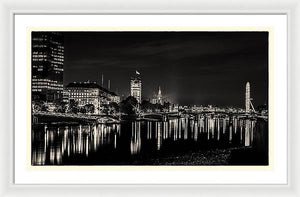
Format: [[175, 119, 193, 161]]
[[158, 86, 161, 95]]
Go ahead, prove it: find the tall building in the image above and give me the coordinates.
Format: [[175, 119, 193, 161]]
[[130, 71, 142, 103], [31, 32, 64, 103], [245, 82, 250, 113]]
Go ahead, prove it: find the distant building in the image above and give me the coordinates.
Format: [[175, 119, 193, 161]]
[[108, 92, 121, 104], [62, 89, 70, 103], [130, 71, 142, 103], [169, 104, 179, 112], [31, 32, 64, 103], [65, 81, 120, 114], [151, 86, 163, 105]]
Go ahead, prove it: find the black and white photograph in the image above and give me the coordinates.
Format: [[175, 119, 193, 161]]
[[31, 31, 269, 166]]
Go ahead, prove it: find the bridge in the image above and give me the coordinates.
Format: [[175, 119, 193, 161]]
[[139, 111, 180, 121], [139, 110, 267, 121]]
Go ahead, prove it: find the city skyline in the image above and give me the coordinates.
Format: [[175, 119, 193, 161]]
[[31, 31, 269, 166], [63, 31, 268, 107]]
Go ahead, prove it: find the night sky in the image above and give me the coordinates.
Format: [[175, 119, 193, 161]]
[[63, 32, 268, 108]]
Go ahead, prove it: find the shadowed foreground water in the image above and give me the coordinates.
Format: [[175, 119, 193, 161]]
[[32, 115, 268, 165]]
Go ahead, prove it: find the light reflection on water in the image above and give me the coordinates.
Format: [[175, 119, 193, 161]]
[[32, 115, 266, 165]]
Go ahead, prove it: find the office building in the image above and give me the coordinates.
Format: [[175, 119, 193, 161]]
[[65, 81, 120, 114], [31, 32, 64, 103]]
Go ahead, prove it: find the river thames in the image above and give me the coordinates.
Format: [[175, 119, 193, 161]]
[[32, 114, 268, 165]]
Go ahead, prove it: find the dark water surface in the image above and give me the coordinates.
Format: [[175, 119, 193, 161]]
[[32, 115, 268, 165]]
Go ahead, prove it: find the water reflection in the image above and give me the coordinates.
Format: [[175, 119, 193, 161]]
[[131, 122, 141, 154], [32, 115, 263, 165]]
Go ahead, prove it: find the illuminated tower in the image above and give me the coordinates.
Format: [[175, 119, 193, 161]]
[[245, 82, 250, 113], [130, 71, 142, 103], [157, 86, 163, 105]]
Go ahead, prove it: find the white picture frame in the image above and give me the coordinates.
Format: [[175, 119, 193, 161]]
[[0, 0, 298, 196]]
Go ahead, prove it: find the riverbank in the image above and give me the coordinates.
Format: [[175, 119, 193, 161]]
[[131, 147, 268, 165], [32, 112, 121, 124]]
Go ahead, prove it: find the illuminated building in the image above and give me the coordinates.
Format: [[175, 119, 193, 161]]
[[130, 71, 142, 103], [65, 81, 120, 114], [31, 32, 64, 103], [65, 82, 101, 114], [169, 104, 179, 112], [151, 86, 163, 105], [62, 89, 70, 103], [108, 92, 121, 104]]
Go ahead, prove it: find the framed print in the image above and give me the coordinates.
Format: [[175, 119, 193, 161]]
[[13, 14, 287, 185], [0, 0, 299, 195]]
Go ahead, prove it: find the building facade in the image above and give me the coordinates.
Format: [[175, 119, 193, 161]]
[[32, 32, 64, 103], [65, 82, 101, 114], [108, 92, 121, 104], [130, 73, 142, 103], [65, 81, 120, 114]]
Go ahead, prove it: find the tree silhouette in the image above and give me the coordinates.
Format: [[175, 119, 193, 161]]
[[120, 96, 138, 114]]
